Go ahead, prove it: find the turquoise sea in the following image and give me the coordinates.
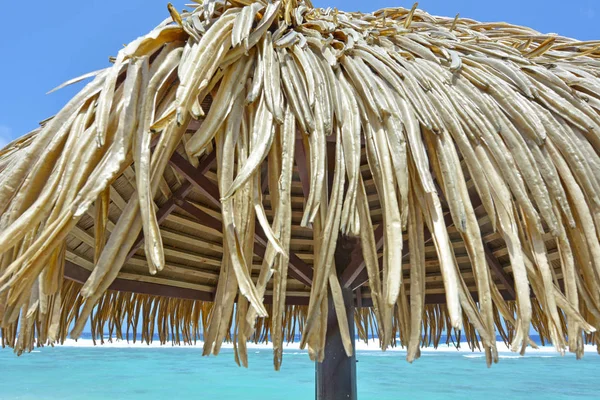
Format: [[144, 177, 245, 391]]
[[0, 337, 598, 400]]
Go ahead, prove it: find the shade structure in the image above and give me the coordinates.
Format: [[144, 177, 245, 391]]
[[1, 0, 600, 381]]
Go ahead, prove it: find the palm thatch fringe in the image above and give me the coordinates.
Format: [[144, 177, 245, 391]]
[[1, 0, 600, 367], [2, 280, 597, 366], [1, 280, 308, 361]]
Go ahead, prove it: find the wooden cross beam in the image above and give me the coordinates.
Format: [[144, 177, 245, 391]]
[[485, 245, 516, 300], [125, 182, 193, 261], [173, 197, 221, 232], [64, 261, 519, 307], [340, 224, 384, 289], [294, 137, 311, 199], [342, 179, 516, 300], [253, 228, 314, 287], [65, 260, 214, 301], [125, 151, 217, 262], [294, 138, 379, 292], [260, 162, 269, 194], [174, 196, 313, 286], [167, 151, 314, 287], [432, 187, 518, 300], [354, 290, 519, 308], [168, 151, 221, 208], [65, 260, 309, 304]]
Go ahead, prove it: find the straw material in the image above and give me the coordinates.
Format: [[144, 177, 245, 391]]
[[1, 0, 600, 367]]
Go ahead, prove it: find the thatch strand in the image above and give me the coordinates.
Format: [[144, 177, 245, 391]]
[[1, 0, 600, 367], [4, 279, 594, 361]]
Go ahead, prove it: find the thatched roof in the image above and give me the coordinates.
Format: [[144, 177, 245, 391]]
[[1, 0, 600, 368]]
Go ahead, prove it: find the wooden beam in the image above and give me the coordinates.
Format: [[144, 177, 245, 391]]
[[170, 152, 314, 286], [327, 141, 335, 198], [64, 259, 518, 307], [294, 137, 311, 199], [260, 162, 269, 194], [187, 119, 202, 131], [347, 183, 516, 301], [485, 246, 516, 300], [355, 286, 363, 308], [286, 137, 317, 287], [64, 261, 214, 301], [126, 152, 217, 261], [347, 207, 484, 292], [433, 188, 516, 300], [64, 261, 313, 305], [169, 151, 221, 208], [126, 182, 194, 260], [341, 193, 453, 290], [254, 224, 314, 287], [175, 197, 314, 287], [174, 197, 222, 233], [262, 295, 309, 306], [135, 140, 311, 289], [353, 290, 518, 308]]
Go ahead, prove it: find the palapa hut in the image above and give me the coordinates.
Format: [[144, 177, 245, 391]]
[[1, 0, 600, 397]]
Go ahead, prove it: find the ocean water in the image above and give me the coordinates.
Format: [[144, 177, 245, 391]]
[[0, 341, 599, 400]]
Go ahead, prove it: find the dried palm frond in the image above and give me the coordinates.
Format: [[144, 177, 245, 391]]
[[1, 0, 600, 368]]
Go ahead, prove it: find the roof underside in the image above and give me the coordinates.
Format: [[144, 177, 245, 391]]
[[62, 123, 521, 304]]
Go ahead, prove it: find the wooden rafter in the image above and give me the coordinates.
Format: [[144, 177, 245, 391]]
[[167, 152, 314, 286], [126, 182, 194, 261], [125, 151, 217, 261], [436, 189, 517, 299], [169, 151, 221, 208], [340, 224, 383, 289], [260, 161, 269, 194], [177, 197, 313, 286], [485, 246, 517, 300], [174, 197, 221, 232], [70, 137, 513, 304], [253, 227, 314, 287], [346, 186, 517, 301], [294, 137, 311, 199]]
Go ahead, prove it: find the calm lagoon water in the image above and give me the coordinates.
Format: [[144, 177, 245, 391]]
[[0, 341, 599, 400]]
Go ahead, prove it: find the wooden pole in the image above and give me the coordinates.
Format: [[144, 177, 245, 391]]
[[315, 237, 358, 400]]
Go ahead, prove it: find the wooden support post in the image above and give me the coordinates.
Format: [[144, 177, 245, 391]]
[[316, 236, 358, 400], [315, 288, 357, 400]]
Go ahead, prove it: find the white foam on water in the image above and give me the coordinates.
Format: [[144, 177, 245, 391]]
[[21, 338, 599, 359]]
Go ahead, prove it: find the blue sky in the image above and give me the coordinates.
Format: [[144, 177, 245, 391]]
[[0, 0, 598, 147]]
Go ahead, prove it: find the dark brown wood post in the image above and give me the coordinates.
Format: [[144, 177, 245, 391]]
[[315, 236, 358, 400]]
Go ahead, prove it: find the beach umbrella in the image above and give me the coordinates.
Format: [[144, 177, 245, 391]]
[[1, 0, 600, 398]]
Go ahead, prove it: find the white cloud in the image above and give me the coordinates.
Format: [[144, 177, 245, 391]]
[[0, 125, 12, 148]]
